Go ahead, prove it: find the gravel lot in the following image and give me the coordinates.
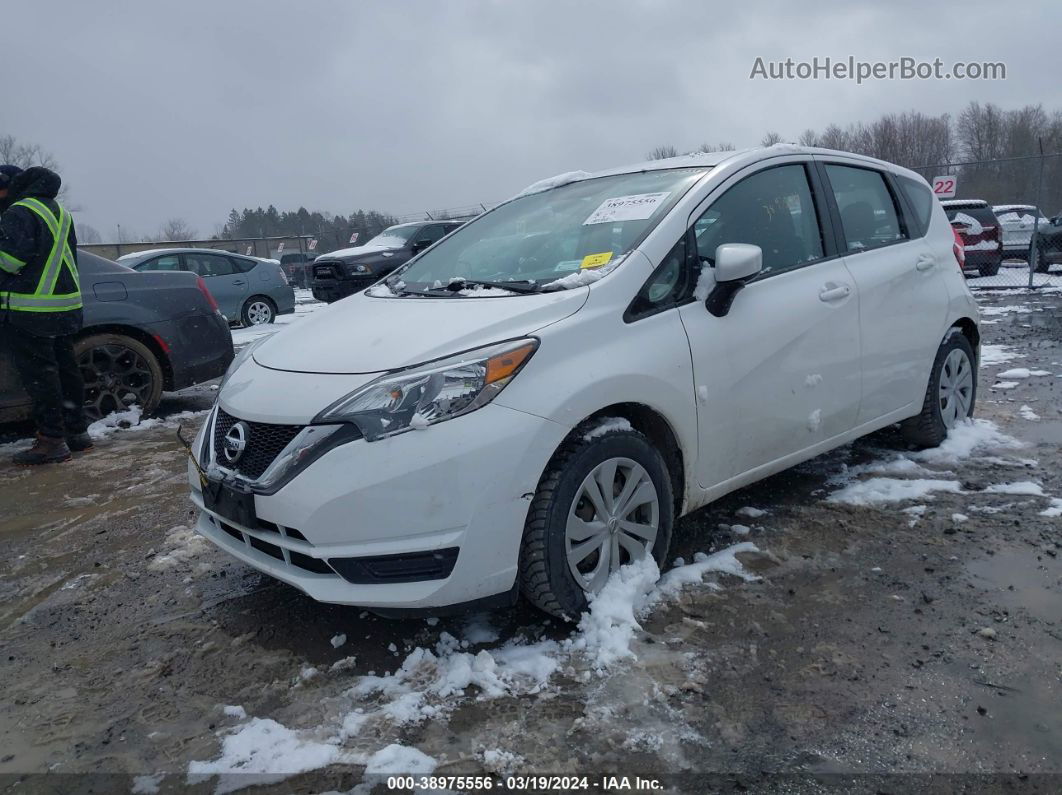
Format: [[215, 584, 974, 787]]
[[1, 289, 1059, 793]]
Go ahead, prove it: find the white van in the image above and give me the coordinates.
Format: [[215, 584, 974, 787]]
[[189, 145, 979, 618]]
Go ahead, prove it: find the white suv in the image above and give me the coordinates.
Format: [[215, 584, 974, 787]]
[[189, 146, 979, 618]]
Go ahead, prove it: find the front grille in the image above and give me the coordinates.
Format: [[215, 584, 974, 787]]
[[213, 409, 303, 480], [314, 263, 339, 280], [209, 515, 338, 577]]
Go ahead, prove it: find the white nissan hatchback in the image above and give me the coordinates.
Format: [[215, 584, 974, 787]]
[[189, 146, 979, 618]]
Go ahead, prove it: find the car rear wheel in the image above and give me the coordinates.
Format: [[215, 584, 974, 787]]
[[1033, 242, 1051, 274], [979, 258, 1001, 277], [519, 424, 673, 620], [901, 331, 976, 448], [241, 296, 276, 326], [76, 333, 164, 421]]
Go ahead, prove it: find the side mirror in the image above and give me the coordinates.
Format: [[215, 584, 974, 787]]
[[705, 244, 762, 318], [411, 239, 432, 254]]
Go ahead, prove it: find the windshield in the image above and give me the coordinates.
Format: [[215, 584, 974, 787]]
[[366, 225, 422, 248], [382, 168, 706, 295]]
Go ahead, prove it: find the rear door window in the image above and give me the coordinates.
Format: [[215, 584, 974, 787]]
[[825, 165, 907, 252], [135, 254, 181, 272], [184, 252, 235, 277]]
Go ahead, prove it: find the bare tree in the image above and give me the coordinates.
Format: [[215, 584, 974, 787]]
[[159, 218, 196, 241], [646, 144, 679, 160], [760, 131, 784, 147], [698, 141, 736, 152], [798, 129, 819, 147], [75, 223, 102, 244], [0, 134, 60, 170]]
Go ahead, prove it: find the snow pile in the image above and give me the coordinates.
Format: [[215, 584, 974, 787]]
[[149, 525, 209, 570], [908, 419, 1021, 466], [517, 170, 592, 197], [86, 407, 209, 441], [186, 718, 341, 793], [1020, 405, 1040, 421], [828, 419, 1022, 507], [829, 477, 962, 506], [980, 344, 1021, 366], [364, 744, 438, 775], [542, 253, 628, 291], [188, 543, 760, 788], [993, 381, 1019, 390], [997, 368, 1051, 379], [583, 416, 633, 441], [984, 480, 1044, 496]]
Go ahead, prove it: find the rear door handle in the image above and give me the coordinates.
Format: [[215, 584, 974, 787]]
[[916, 254, 936, 271], [819, 283, 851, 302]]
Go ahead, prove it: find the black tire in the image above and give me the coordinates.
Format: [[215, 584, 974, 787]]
[[978, 258, 1001, 277], [1033, 242, 1051, 274], [241, 296, 276, 327], [518, 424, 674, 620], [901, 331, 977, 448], [75, 333, 164, 421]]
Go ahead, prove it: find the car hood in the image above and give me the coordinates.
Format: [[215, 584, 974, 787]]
[[253, 288, 589, 374], [316, 243, 399, 261]]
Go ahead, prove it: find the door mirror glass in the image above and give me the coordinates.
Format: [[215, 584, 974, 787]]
[[715, 244, 762, 282], [411, 239, 432, 253]]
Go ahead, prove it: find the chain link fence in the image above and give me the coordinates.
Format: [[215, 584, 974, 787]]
[[911, 152, 1062, 288]]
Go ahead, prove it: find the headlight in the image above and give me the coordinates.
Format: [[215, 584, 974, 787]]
[[314, 338, 538, 441], [219, 336, 266, 393]]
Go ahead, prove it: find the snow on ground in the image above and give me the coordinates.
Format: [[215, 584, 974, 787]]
[[825, 418, 1062, 519], [980, 344, 1022, 366], [88, 406, 209, 441], [187, 543, 760, 789], [996, 367, 1051, 379], [230, 290, 324, 349]]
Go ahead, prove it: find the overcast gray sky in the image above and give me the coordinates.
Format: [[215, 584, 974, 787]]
[[5, 0, 1059, 240]]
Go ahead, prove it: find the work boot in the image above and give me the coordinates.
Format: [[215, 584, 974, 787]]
[[66, 432, 94, 453], [12, 434, 72, 465]]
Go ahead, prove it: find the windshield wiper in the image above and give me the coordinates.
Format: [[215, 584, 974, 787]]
[[442, 278, 541, 294]]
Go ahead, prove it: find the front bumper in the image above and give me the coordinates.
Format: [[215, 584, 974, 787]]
[[189, 403, 569, 609], [310, 276, 375, 303]]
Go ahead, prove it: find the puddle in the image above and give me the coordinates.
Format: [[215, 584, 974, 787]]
[[965, 547, 1061, 625]]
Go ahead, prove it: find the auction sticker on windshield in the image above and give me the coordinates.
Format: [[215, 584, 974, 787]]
[[580, 251, 613, 269], [583, 191, 670, 225]]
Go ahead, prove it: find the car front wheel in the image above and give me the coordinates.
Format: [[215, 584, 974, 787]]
[[901, 331, 976, 448], [519, 424, 674, 620]]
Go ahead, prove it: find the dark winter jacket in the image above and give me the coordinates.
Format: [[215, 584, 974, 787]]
[[0, 167, 82, 336]]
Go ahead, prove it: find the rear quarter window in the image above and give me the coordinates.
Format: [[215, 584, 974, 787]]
[[896, 175, 934, 238]]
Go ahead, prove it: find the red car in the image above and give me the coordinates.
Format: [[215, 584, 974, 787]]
[[940, 199, 1002, 278]]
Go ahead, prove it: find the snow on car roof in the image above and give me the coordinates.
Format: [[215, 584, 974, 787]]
[[992, 204, 1039, 212], [514, 144, 906, 199], [116, 248, 174, 261], [940, 199, 989, 208]]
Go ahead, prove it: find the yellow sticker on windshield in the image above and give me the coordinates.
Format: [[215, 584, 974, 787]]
[[580, 252, 613, 269]]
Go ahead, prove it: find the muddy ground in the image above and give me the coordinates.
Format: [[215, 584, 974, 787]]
[[1, 290, 1060, 794]]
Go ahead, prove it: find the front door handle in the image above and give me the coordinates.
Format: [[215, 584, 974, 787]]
[[819, 283, 851, 302], [232, 280, 246, 285], [916, 254, 936, 271]]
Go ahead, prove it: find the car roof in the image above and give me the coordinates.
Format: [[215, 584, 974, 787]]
[[940, 199, 989, 208], [993, 204, 1038, 211], [516, 144, 912, 198], [117, 247, 257, 262]]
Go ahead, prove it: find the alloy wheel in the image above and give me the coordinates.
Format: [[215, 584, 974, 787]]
[[938, 347, 973, 428], [246, 300, 273, 325], [79, 343, 156, 420], [565, 456, 660, 593]]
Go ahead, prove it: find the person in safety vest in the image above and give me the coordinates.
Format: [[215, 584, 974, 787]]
[[0, 165, 91, 465]]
